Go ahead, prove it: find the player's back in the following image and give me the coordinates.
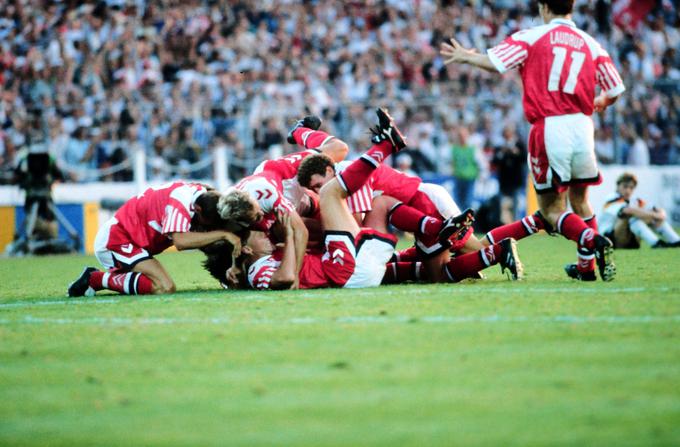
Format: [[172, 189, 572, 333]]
[[489, 19, 624, 123], [115, 181, 203, 250]]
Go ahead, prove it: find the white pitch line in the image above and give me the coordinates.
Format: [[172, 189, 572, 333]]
[[0, 286, 677, 310], [1, 314, 679, 326]]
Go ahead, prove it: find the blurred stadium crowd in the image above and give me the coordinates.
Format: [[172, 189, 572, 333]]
[[0, 0, 678, 191]]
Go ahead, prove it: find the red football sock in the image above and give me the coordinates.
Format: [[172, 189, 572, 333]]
[[577, 215, 597, 273], [485, 213, 545, 244], [337, 141, 392, 195], [291, 127, 333, 149], [383, 262, 424, 284], [390, 246, 418, 263], [557, 212, 595, 250], [90, 271, 154, 295], [444, 243, 502, 282], [389, 203, 442, 236]]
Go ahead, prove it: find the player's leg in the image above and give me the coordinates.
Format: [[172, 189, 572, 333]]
[[287, 115, 348, 159], [444, 238, 523, 282], [651, 213, 680, 246], [568, 185, 597, 277], [614, 218, 641, 248], [382, 261, 424, 284], [68, 219, 162, 297]]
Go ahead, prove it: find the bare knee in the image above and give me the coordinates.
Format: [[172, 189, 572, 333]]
[[319, 178, 346, 201]]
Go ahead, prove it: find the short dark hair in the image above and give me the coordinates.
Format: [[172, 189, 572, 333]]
[[195, 191, 221, 225], [616, 172, 638, 187], [297, 154, 334, 188], [538, 0, 574, 15]]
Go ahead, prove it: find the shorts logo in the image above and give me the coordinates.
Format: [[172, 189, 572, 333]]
[[531, 157, 542, 175], [121, 243, 134, 254], [331, 248, 345, 266]]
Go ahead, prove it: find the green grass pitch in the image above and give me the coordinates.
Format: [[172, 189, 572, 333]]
[[1, 234, 679, 446]]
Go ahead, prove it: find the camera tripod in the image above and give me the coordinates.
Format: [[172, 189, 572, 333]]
[[6, 198, 81, 256]]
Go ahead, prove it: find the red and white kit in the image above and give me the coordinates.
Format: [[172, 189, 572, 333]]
[[233, 171, 296, 233], [372, 165, 465, 255], [487, 18, 625, 192], [248, 228, 397, 290], [254, 150, 374, 216], [94, 182, 207, 269]]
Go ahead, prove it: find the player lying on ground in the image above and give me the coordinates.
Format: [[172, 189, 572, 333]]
[[441, 0, 625, 282], [226, 116, 355, 287], [205, 109, 522, 289], [67, 182, 258, 296], [293, 124, 505, 283]]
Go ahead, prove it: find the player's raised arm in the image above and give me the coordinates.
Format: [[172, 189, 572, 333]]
[[269, 211, 297, 290], [275, 208, 308, 289], [440, 38, 499, 73]]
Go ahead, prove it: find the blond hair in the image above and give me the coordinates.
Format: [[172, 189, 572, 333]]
[[217, 189, 258, 230]]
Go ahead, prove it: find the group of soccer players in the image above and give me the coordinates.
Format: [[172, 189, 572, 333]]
[[68, 0, 628, 297]]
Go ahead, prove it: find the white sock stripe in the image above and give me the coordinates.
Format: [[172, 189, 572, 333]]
[[485, 232, 495, 245], [123, 273, 132, 295], [132, 273, 141, 295], [521, 218, 532, 235], [414, 262, 422, 280], [360, 153, 380, 168], [444, 264, 455, 281], [301, 130, 313, 146], [557, 212, 571, 233], [391, 263, 397, 277], [419, 217, 428, 235], [318, 135, 333, 148], [480, 249, 491, 267], [527, 215, 536, 227], [336, 173, 350, 193], [102, 272, 111, 288], [577, 250, 595, 260], [579, 228, 594, 246]]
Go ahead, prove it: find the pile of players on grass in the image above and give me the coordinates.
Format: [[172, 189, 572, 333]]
[[68, 109, 526, 296]]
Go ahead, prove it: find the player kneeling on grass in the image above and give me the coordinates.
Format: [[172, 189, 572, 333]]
[[67, 182, 258, 297]]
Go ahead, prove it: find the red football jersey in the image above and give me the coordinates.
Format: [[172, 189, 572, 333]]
[[371, 165, 422, 204], [487, 18, 625, 124], [247, 250, 329, 290], [253, 149, 319, 184], [234, 172, 296, 232], [114, 182, 206, 254]]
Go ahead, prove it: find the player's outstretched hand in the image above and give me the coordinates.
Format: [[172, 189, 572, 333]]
[[225, 266, 241, 289], [440, 38, 478, 65]]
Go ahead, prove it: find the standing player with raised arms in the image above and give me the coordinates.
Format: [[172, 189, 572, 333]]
[[440, 0, 625, 281]]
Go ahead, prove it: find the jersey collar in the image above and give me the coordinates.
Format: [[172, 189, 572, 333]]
[[550, 18, 576, 27]]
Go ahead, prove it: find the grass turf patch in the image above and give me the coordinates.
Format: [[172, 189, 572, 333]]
[[1, 234, 679, 446]]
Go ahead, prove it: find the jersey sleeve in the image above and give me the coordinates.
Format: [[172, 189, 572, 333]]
[[346, 184, 374, 214], [594, 47, 626, 98], [487, 33, 530, 74], [247, 255, 279, 290], [161, 204, 192, 234]]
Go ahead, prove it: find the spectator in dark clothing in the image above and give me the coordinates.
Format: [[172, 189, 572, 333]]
[[493, 125, 527, 223]]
